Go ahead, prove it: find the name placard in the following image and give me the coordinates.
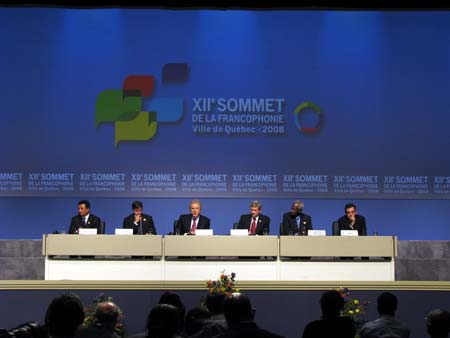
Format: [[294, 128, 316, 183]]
[[341, 230, 359, 236], [78, 228, 98, 235], [308, 229, 327, 236], [230, 229, 248, 236], [195, 229, 214, 236], [115, 228, 133, 235]]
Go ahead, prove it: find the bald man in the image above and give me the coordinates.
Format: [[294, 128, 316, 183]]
[[74, 302, 121, 338]]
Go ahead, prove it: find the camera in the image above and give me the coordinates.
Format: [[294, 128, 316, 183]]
[[0, 322, 47, 338]]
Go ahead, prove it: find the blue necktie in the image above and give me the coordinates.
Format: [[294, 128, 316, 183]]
[[296, 216, 300, 227]]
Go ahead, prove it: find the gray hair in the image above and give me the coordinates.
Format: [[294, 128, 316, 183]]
[[249, 200, 261, 210]]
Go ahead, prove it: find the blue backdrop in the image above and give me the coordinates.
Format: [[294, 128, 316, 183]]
[[0, 9, 449, 239]]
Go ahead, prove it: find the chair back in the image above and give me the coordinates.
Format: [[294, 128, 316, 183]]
[[332, 221, 340, 236], [99, 221, 106, 234]]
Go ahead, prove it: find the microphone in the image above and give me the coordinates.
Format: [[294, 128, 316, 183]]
[[348, 215, 355, 229]]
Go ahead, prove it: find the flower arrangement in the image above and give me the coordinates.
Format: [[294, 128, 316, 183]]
[[337, 287, 370, 330], [83, 293, 126, 338], [206, 271, 239, 296]]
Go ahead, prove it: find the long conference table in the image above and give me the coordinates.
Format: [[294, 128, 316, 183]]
[[43, 235, 397, 281]]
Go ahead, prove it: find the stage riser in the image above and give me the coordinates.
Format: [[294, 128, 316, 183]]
[[2, 240, 450, 280], [45, 259, 394, 281]]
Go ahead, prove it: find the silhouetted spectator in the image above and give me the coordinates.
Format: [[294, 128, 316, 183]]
[[360, 292, 410, 338], [146, 304, 180, 338], [426, 309, 450, 338], [213, 293, 284, 338], [204, 294, 226, 320], [159, 292, 186, 334], [74, 302, 121, 338], [130, 293, 185, 338], [45, 293, 85, 338], [188, 294, 228, 338], [302, 290, 355, 338], [183, 307, 211, 337]]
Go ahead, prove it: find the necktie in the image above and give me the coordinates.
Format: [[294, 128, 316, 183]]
[[296, 216, 300, 227], [250, 218, 257, 235], [191, 217, 197, 233], [83, 217, 87, 225]]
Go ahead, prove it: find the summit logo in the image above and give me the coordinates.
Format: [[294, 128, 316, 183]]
[[95, 63, 188, 146]]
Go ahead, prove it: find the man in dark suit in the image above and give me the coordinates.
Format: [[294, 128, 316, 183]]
[[45, 293, 85, 338], [69, 200, 101, 234], [338, 203, 367, 236], [74, 301, 121, 338], [426, 308, 450, 338], [359, 292, 410, 338], [302, 290, 355, 338], [281, 200, 312, 235], [176, 199, 210, 235], [213, 293, 284, 338], [237, 200, 270, 235], [123, 200, 157, 235]]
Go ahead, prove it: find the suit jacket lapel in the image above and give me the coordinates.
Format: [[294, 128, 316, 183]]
[[257, 216, 263, 232], [290, 214, 296, 227]]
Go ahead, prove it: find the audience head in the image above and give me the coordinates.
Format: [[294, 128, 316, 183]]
[[377, 292, 397, 316], [158, 292, 186, 331], [94, 301, 120, 330], [45, 293, 85, 338], [205, 293, 226, 315], [184, 307, 212, 337], [426, 309, 450, 337], [223, 293, 254, 328], [146, 304, 179, 338], [320, 290, 345, 318]]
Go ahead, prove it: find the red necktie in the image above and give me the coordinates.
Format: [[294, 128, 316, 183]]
[[250, 218, 257, 235], [191, 217, 197, 233]]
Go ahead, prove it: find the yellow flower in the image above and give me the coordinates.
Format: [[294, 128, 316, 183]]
[[353, 299, 359, 305], [348, 310, 354, 315], [355, 309, 360, 313]]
